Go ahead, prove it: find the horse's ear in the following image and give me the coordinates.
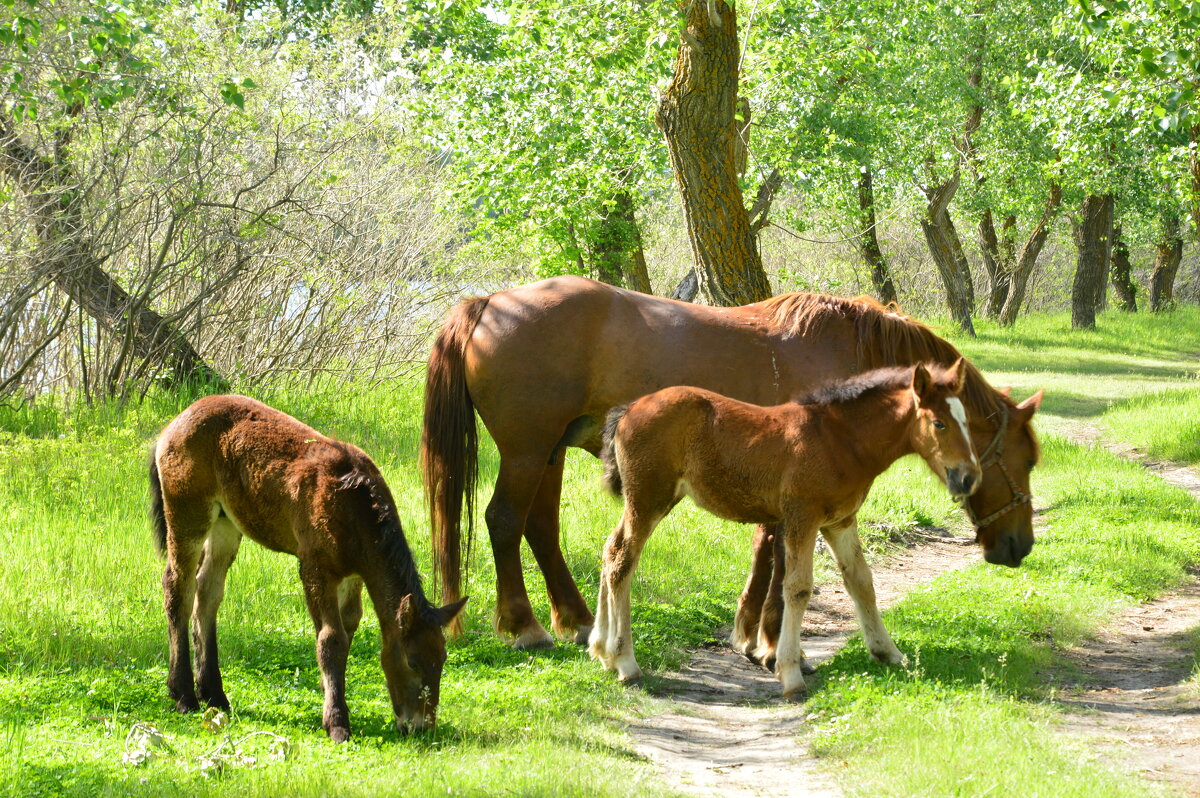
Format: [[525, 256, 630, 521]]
[[397, 593, 419, 632], [1015, 389, 1044, 420], [435, 596, 469, 629], [948, 357, 966, 394], [912, 363, 933, 401], [998, 385, 1013, 398]]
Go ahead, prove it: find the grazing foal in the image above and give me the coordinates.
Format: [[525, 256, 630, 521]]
[[590, 362, 979, 698], [150, 395, 466, 741]]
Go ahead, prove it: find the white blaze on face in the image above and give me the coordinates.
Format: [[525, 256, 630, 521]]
[[945, 397, 978, 466]]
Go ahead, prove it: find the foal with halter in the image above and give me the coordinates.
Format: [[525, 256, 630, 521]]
[[591, 361, 980, 697], [151, 396, 467, 741]]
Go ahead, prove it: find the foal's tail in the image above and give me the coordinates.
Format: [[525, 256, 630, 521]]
[[148, 444, 168, 558], [420, 295, 490, 634], [600, 404, 630, 497]]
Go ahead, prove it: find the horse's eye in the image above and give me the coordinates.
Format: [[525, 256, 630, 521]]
[[1026, 460, 1035, 471], [933, 420, 947, 431]]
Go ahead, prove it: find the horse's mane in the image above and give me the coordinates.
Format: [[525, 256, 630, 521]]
[[339, 454, 429, 607], [793, 364, 946, 407], [761, 292, 1015, 427]]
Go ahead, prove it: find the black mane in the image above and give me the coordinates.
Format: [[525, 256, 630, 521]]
[[792, 365, 950, 408], [338, 451, 428, 608]]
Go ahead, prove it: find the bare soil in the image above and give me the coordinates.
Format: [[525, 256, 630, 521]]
[[1054, 421, 1200, 796], [627, 532, 980, 798]]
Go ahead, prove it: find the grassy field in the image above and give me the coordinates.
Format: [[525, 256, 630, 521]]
[[1, 307, 1199, 796]]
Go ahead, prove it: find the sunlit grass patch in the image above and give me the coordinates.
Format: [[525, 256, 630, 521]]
[[1104, 388, 1200, 465]]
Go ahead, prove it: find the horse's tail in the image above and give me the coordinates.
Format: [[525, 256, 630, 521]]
[[420, 295, 490, 635], [148, 444, 167, 558], [600, 404, 630, 497]]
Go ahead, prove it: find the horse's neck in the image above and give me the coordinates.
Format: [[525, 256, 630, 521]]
[[822, 392, 915, 477]]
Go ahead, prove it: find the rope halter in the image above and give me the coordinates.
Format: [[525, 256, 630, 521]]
[[959, 405, 1031, 530]]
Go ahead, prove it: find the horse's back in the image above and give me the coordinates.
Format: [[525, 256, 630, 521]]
[[466, 278, 815, 452]]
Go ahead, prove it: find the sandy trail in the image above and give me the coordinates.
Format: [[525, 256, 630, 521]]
[[627, 533, 980, 798], [1053, 420, 1200, 795]]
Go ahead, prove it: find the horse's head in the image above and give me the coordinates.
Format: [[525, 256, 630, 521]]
[[382, 593, 468, 734], [910, 359, 982, 502], [964, 388, 1043, 567]]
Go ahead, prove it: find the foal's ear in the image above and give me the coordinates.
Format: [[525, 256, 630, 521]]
[[948, 357, 966, 394], [911, 363, 933, 401], [435, 596, 469, 629], [397, 593, 419, 632]]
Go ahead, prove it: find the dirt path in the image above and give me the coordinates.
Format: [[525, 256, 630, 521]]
[[1053, 420, 1200, 795], [628, 533, 980, 798]]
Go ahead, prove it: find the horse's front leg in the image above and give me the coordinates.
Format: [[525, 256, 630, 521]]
[[299, 561, 353, 742], [732, 522, 778, 659], [523, 457, 595, 644], [822, 516, 904, 665], [191, 515, 242, 711], [776, 516, 820, 699]]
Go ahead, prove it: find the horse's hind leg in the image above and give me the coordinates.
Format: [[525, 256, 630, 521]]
[[753, 530, 789, 672], [524, 457, 595, 644], [732, 522, 778, 659], [191, 514, 241, 710], [822, 517, 903, 665], [161, 498, 212, 713], [486, 452, 557, 650], [299, 559, 353, 742]]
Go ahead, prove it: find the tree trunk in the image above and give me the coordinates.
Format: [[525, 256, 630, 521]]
[[998, 183, 1061, 326], [1191, 123, 1200, 236], [1109, 225, 1137, 312], [919, 174, 976, 335], [978, 209, 1018, 318], [1149, 214, 1183, 312], [1070, 194, 1115, 330], [0, 121, 226, 391], [855, 166, 897, 304], [590, 191, 651, 294], [656, 0, 773, 306]]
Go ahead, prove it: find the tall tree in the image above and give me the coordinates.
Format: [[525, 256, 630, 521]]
[[1070, 194, 1115, 329], [656, 0, 775, 305]]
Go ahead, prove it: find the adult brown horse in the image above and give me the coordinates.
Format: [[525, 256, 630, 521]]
[[152, 395, 467, 741], [592, 363, 980, 695], [422, 276, 1042, 650]]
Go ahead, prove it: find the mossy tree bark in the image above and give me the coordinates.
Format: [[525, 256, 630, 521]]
[[656, 0, 774, 306], [1109, 225, 1137, 312], [1070, 193, 1115, 330], [1149, 214, 1183, 312], [919, 174, 976, 335]]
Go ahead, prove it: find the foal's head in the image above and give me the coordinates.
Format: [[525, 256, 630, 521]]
[[383, 593, 469, 733], [908, 359, 981, 502]]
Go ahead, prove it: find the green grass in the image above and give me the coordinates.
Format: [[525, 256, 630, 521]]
[[2, 306, 1199, 796]]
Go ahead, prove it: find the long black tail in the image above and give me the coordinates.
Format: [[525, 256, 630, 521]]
[[600, 404, 630, 497], [149, 444, 167, 557]]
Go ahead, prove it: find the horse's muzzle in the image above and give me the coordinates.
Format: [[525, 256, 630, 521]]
[[983, 533, 1031, 568], [946, 467, 979, 502]]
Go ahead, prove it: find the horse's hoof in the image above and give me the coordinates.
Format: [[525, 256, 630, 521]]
[[870, 647, 906, 666], [618, 673, 643, 687], [174, 697, 200, 714], [512, 631, 556, 651], [781, 686, 808, 702], [328, 726, 350, 743], [200, 691, 231, 711], [573, 625, 593, 646], [743, 648, 763, 666], [801, 660, 817, 676]]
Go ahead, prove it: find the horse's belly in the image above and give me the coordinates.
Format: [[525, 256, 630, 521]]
[[680, 480, 780, 526]]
